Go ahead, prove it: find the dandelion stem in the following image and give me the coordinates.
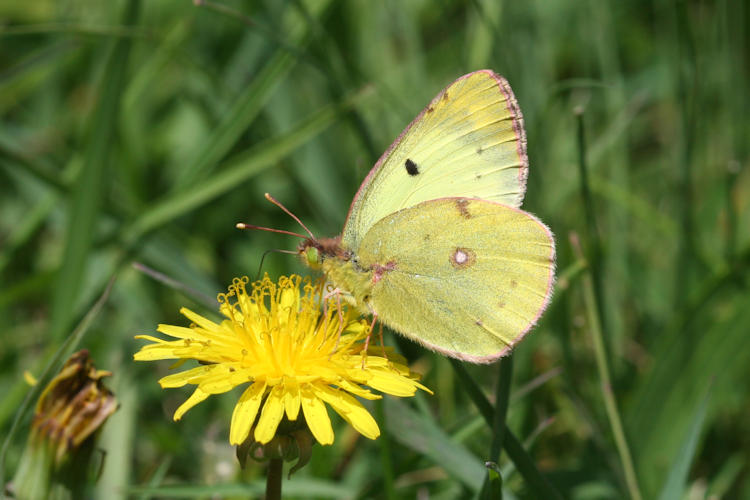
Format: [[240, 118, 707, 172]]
[[570, 234, 642, 500], [265, 458, 283, 500]]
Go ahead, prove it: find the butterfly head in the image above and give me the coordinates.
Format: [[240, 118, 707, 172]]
[[298, 236, 348, 270]]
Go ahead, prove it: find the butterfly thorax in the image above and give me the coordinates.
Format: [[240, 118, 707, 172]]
[[298, 237, 374, 314]]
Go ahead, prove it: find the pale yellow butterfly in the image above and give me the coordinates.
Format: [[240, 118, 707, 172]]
[[263, 70, 555, 363]]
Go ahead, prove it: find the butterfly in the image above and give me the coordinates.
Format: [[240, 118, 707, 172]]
[[257, 70, 555, 363]]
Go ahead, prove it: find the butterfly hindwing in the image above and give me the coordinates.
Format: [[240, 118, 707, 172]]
[[342, 70, 528, 250], [355, 198, 555, 363]]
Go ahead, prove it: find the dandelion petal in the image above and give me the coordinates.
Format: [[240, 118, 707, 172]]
[[180, 307, 221, 333], [301, 386, 333, 445], [283, 382, 301, 421], [133, 343, 182, 361], [230, 382, 266, 445], [155, 324, 196, 340], [174, 388, 209, 420], [254, 385, 285, 444], [366, 370, 419, 397], [316, 385, 380, 440], [159, 365, 213, 388]]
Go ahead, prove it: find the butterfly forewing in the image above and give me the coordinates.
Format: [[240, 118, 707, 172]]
[[342, 70, 528, 250]]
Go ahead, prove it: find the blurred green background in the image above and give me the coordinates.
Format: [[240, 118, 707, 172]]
[[1, 0, 748, 498]]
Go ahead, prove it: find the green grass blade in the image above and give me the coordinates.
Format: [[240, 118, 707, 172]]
[[480, 356, 512, 499], [656, 386, 710, 500], [122, 87, 371, 244], [483, 461, 503, 500], [173, 0, 333, 190], [172, 51, 295, 190], [449, 360, 562, 499], [575, 110, 609, 360], [0, 191, 56, 274], [571, 234, 642, 500], [375, 400, 396, 500], [384, 398, 485, 492], [135, 457, 172, 500], [96, 376, 137, 500], [490, 356, 513, 461], [502, 432, 559, 500], [589, 174, 677, 238], [705, 454, 745, 499], [0, 134, 67, 192], [0, 40, 76, 115], [673, 0, 698, 311], [0, 277, 115, 487], [127, 478, 353, 498], [47, 0, 139, 341]]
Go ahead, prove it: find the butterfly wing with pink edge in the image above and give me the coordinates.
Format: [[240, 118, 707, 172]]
[[341, 70, 529, 250]]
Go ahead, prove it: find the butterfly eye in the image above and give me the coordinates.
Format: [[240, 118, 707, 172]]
[[305, 247, 321, 269]]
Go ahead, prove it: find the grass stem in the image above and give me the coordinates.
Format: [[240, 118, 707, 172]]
[[575, 109, 609, 355], [375, 400, 396, 500], [570, 233, 642, 500], [490, 356, 513, 462], [449, 360, 561, 499], [480, 355, 513, 499]]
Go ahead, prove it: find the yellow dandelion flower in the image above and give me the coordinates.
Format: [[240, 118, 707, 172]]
[[134, 274, 430, 446]]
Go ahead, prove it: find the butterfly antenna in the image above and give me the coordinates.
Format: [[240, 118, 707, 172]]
[[235, 223, 308, 239], [255, 248, 297, 280], [264, 192, 316, 240]]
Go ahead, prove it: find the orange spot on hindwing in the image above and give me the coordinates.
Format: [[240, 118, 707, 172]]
[[450, 247, 476, 269]]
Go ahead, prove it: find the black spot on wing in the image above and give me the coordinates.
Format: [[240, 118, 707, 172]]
[[405, 158, 420, 176]]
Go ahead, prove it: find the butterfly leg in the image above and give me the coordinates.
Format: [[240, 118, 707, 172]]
[[360, 311, 378, 369], [321, 287, 331, 341], [331, 291, 345, 354], [322, 286, 346, 355], [377, 321, 388, 360]]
